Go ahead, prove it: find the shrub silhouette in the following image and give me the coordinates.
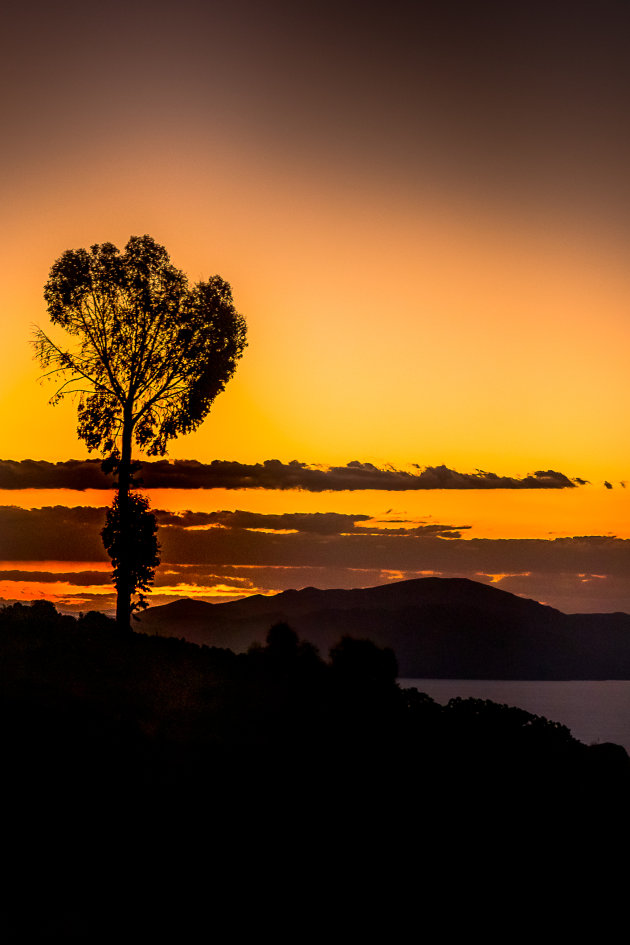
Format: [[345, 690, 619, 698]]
[[329, 635, 398, 688]]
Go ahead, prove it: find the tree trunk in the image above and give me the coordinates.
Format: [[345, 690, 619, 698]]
[[115, 412, 133, 630]]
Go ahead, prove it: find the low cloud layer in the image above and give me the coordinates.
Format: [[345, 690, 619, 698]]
[[154, 509, 468, 538], [1, 507, 626, 575], [1, 504, 630, 614], [0, 506, 466, 560], [0, 459, 583, 491], [0, 506, 108, 560]]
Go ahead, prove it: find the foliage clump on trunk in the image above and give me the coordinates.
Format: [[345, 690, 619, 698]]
[[101, 491, 160, 617]]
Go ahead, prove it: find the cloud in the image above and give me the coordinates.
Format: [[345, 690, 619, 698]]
[[0, 569, 111, 585], [154, 510, 373, 533], [0, 506, 107, 560], [0, 459, 584, 491], [155, 529, 630, 579], [407, 466, 579, 490], [2, 507, 628, 578], [0, 460, 112, 490], [155, 509, 467, 538], [1, 504, 630, 613]]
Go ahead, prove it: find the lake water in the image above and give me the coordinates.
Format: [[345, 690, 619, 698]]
[[399, 679, 630, 753]]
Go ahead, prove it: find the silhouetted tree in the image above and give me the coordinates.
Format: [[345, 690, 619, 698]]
[[329, 636, 398, 688], [328, 637, 401, 749], [266, 621, 300, 654], [34, 235, 247, 628]]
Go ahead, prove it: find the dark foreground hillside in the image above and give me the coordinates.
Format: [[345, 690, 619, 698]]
[[1, 600, 628, 939]]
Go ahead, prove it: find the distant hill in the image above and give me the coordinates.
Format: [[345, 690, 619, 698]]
[[136, 576, 630, 679]]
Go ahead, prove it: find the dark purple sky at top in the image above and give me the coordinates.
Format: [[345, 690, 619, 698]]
[[3, 0, 630, 231]]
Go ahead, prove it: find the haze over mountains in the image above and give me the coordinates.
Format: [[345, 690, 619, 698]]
[[137, 577, 630, 679]]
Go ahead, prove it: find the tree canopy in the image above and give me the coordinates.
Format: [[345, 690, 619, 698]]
[[34, 235, 247, 627], [35, 235, 247, 458]]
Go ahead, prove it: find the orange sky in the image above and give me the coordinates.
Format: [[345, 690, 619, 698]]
[[1, 2, 629, 613], [3, 173, 630, 483]]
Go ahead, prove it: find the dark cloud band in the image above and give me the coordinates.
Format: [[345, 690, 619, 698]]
[[1, 506, 627, 577], [0, 459, 582, 491], [1, 505, 629, 613]]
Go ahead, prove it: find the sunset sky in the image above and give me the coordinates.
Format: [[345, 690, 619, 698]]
[[1, 0, 630, 615]]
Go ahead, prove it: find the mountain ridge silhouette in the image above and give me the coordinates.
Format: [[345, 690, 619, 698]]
[[137, 576, 630, 678]]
